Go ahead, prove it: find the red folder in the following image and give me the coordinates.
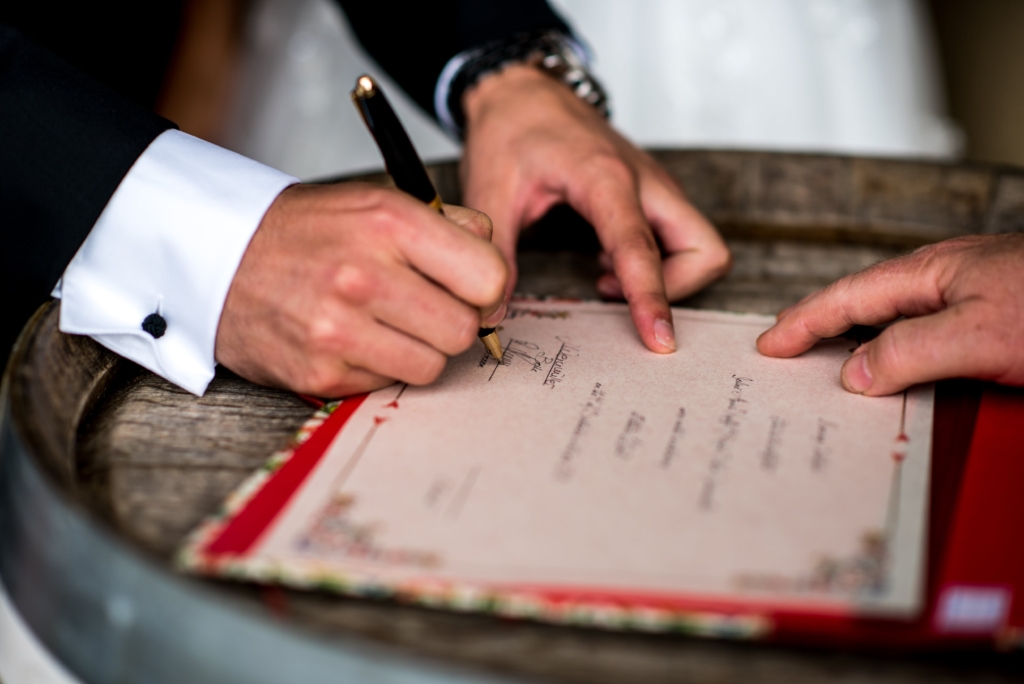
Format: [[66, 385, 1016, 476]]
[[193, 380, 1024, 650], [767, 380, 1024, 650]]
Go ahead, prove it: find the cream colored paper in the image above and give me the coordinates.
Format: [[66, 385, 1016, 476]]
[[254, 302, 933, 616]]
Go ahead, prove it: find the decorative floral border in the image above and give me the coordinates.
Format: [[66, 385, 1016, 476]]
[[177, 400, 341, 571]]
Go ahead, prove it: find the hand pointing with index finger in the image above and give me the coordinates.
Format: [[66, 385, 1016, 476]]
[[756, 234, 1024, 396], [461, 65, 731, 354]]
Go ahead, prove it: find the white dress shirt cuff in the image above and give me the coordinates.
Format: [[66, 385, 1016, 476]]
[[53, 130, 298, 396]]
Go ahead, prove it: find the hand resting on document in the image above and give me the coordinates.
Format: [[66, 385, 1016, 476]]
[[460, 65, 731, 356], [215, 183, 507, 397], [757, 234, 1024, 396]]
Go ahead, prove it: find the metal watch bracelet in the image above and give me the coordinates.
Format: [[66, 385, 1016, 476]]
[[441, 29, 610, 139]]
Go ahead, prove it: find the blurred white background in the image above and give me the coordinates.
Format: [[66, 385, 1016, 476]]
[[223, 0, 962, 180]]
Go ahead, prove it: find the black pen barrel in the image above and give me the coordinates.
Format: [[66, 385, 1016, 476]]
[[352, 83, 438, 206]]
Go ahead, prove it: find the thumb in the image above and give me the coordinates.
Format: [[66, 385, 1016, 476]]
[[441, 203, 493, 242], [840, 303, 998, 396]]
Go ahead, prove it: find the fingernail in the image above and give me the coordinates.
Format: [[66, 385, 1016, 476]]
[[842, 351, 873, 393], [483, 301, 507, 328], [654, 318, 676, 351]]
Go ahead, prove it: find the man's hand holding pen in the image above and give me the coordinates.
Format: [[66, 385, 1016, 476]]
[[215, 183, 507, 397]]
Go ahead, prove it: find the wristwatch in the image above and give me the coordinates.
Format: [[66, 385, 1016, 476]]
[[435, 29, 611, 140]]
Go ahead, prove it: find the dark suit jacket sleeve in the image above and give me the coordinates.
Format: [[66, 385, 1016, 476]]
[[336, 0, 572, 121], [0, 25, 174, 322]]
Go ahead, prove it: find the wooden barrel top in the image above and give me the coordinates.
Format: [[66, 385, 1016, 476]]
[[4, 150, 1024, 683]]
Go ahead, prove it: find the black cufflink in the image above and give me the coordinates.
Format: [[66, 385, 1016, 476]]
[[142, 313, 167, 339]]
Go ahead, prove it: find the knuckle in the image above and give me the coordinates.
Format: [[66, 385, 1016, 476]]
[[587, 153, 635, 185], [913, 242, 949, 271], [795, 296, 844, 339], [910, 250, 955, 304], [332, 264, 376, 304], [910, 236, 975, 260], [912, 235, 977, 270], [363, 194, 405, 234], [303, 314, 358, 362], [819, 277, 856, 321], [477, 249, 509, 303], [367, 207, 399, 236], [827, 274, 854, 301], [449, 308, 479, 352], [361, 185, 394, 209], [302, 363, 344, 397], [708, 242, 733, 278], [409, 353, 446, 385], [469, 211, 493, 240], [305, 315, 341, 350]]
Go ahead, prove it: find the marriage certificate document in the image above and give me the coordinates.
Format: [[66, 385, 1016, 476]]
[[183, 302, 934, 631]]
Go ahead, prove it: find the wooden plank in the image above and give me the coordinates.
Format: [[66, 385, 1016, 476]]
[[76, 371, 314, 555], [986, 171, 1024, 234], [652, 151, 995, 245], [7, 305, 119, 488]]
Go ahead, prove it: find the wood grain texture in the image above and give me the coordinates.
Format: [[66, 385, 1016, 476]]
[[77, 369, 314, 554], [8, 304, 119, 488], [356, 150, 1024, 244], [9, 151, 1024, 682]]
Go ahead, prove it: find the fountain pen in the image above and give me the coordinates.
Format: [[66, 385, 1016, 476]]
[[350, 75, 503, 361]]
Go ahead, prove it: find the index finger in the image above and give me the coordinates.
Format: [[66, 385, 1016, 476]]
[[757, 251, 946, 358], [636, 164, 731, 301], [568, 161, 674, 353], [387, 193, 507, 310]]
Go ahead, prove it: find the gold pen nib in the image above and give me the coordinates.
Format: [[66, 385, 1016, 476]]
[[479, 329, 503, 361]]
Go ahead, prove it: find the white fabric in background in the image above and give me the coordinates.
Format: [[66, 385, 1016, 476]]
[[223, 0, 460, 181], [224, 0, 960, 181], [550, 0, 961, 156], [55, 130, 298, 396]]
